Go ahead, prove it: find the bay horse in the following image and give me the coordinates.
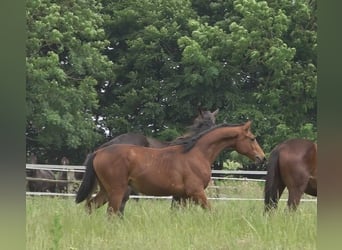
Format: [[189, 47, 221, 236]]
[[76, 121, 265, 217], [264, 138, 317, 212], [79, 109, 219, 209]]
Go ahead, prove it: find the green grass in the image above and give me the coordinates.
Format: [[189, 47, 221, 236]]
[[26, 182, 316, 250]]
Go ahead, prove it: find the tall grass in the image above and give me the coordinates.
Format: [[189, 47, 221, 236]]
[[26, 194, 316, 250]]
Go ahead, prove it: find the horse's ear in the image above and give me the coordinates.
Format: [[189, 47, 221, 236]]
[[212, 108, 219, 116], [243, 120, 252, 131]]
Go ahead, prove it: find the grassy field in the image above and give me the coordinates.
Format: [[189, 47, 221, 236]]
[[26, 182, 317, 250]]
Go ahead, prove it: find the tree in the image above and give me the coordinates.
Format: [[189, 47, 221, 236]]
[[26, 0, 317, 166], [26, 0, 114, 162], [190, 0, 317, 152], [99, 0, 211, 137]]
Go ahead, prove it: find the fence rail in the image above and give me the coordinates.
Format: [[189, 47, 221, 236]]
[[26, 164, 85, 172], [26, 164, 266, 176], [25, 164, 267, 187], [26, 164, 267, 175], [25, 164, 317, 203]]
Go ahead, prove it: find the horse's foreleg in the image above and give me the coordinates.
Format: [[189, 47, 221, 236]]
[[181, 197, 188, 207], [170, 196, 188, 209], [191, 190, 211, 210], [171, 196, 180, 209], [171, 196, 185, 208]]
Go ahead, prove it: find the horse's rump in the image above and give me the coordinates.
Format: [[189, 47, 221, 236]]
[[264, 138, 317, 212]]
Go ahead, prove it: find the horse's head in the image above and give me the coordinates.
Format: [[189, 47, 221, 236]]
[[191, 108, 219, 132], [61, 156, 70, 165], [235, 121, 266, 164]]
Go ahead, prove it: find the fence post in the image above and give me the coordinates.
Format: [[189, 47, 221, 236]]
[[61, 157, 74, 193], [67, 169, 75, 193]]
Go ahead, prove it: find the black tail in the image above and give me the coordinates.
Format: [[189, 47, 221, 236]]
[[75, 153, 96, 203], [264, 148, 281, 212]]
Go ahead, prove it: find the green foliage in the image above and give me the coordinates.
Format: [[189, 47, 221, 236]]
[[157, 127, 182, 141], [223, 160, 241, 170], [26, 0, 317, 164], [298, 123, 317, 141], [260, 122, 317, 153], [26, 0, 114, 160]]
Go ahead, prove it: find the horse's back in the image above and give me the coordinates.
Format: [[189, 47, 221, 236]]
[[94, 144, 186, 196], [95, 144, 164, 170], [100, 133, 150, 148]]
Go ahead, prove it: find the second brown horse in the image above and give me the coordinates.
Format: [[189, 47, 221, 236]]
[[76, 121, 265, 216], [264, 138, 317, 212]]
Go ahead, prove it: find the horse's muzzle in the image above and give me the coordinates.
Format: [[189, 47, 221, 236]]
[[255, 155, 266, 164]]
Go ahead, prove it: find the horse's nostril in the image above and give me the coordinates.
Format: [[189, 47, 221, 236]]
[[255, 155, 266, 164]]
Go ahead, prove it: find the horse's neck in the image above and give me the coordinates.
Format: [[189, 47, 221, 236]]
[[195, 127, 238, 163]]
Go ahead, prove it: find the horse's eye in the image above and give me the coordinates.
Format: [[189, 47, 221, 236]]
[[251, 137, 256, 142]]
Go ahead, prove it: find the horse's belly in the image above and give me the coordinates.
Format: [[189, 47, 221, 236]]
[[130, 176, 183, 196]]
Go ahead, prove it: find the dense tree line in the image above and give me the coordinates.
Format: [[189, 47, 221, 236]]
[[26, 0, 317, 168]]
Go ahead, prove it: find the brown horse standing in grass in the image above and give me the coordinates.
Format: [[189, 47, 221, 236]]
[[76, 121, 265, 217], [264, 138, 317, 212], [79, 109, 219, 209]]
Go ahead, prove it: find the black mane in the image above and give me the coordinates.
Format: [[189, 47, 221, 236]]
[[187, 119, 215, 134], [172, 123, 245, 153]]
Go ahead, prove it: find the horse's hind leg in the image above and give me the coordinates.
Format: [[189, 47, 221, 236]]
[[275, 183, 286, 208], [287, 175, 311, 210], [119, 187, 132, 215], [107, 187, 128, 217], [86, 188, 108, 214], [287, 186, 305, 211], [265, 182, 285, 212]]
